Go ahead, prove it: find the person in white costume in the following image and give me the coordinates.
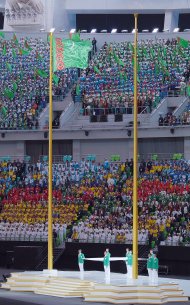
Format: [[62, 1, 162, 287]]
[[125, 248, 129, 275]]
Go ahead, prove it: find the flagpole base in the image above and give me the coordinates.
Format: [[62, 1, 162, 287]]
[[43, 269, 58, 276]]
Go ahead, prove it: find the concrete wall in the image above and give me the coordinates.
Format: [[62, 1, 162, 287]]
[[0, 141, 25, 158], [0, 135, 189, 161], [75, 138, 133, 162], [65, 0, 190, 13]]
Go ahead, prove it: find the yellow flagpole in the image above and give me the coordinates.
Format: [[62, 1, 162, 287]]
[[132, 13, 139, 279], [48, 30, 54, 270]]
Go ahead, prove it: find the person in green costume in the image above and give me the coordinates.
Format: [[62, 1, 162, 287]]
[[127, 250, 133, 279], [152, 253, 159, 284], [78, 249, 85, 272], [104, 249, 111, 278], [147, 253, 153, 282]]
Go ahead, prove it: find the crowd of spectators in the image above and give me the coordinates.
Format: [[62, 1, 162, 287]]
[[158, 103, 190, 126], [77, 38, 190, 115], [0, 158, 190, 247], [0, 36, 78, 130]]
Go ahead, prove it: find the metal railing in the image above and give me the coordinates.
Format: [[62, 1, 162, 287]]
[[81, 106, 151, 116], [67, 238, 148, 245]]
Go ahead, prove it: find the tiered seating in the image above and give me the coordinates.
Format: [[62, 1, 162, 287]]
[[180, 103, 190, 124], [158, 103, 190, 126], [78, 38, 189, 115], [0, 158, 190, 246], [71, 159, 190, 246], [0, 36, 77, 130]]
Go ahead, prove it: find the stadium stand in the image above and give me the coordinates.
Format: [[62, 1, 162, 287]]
[[0, 36, 78, 130], [0, 158, 190, 248], [77, 38, 190, 116]]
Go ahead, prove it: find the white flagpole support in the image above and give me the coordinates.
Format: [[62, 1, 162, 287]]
[[43, 269, 58, 276]]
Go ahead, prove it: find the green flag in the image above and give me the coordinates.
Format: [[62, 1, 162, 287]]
[[129, 42, 134, 52], [37, 69, 48, 78], [52, 74, 59, 85], [36, 51, 43, 61], [142, 46, 148, 57], [6, 62, 12, 72], [70, 32, 80, 42], [163, 47, 167, 57], [187, 85, 190, 96], [19, 48, 29, 56], [113, 52, 119, 64], [1, 106, 7, 116], [76, 84, 80, 95], [94, 65, 101, 74], [4, 89, 14, 99], [2, 44, 6, 56], [0, 31, 5, 38], [118, 59, 125, 67], [53, 38, 92, 70], [178, 37, 189, 48], [13, 82, 18, 91], [12, 49, 16, 58], [150, 48, 155, 58], [13, 33, 19, 45], [24, 40, 32, 51], [119, 71, 127, 81], [155, 63, 160, 75]]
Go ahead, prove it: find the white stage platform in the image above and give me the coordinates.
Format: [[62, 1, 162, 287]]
[[1, 270, 189, 304]]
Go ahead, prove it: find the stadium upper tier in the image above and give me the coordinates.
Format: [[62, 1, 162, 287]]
[[77, 38, 189, 116], [0, 35, 78, 130], [0, 35, 190, 129], [0, 158, 189, 246]]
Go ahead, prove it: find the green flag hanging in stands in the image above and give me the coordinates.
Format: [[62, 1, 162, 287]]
[[36, 51, 43, 61], [4, 89, 14, 99], [94, 65, 101, 74], [142, 46, 148, 57], [13, 82, 18, 92], [6, 62, 12, 72], [12, 49, 16, 58], [113, 51, 119, 64], [2, 44, 6, 55], [113, 51, 125, 66], [70, 31, 80, 42], [1, 106, 7, 116], [119, 71, 127, 81], [76, 84, 80, 95], [128, 42, 134, 52], [24, 40, 32, 51], [187, 85, 190, 96], [37, 69, 48, 78], [155, 63, 160, 75], [52, 74, 59, 85], [13, 33, 19, 45], [150, 48, 155, 58], [53, 38, 92, 70], [163, 47, 167, 57], [0, 32, 5, 38], [178, 37, 189, 48], [19, 48, 29, 56]]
